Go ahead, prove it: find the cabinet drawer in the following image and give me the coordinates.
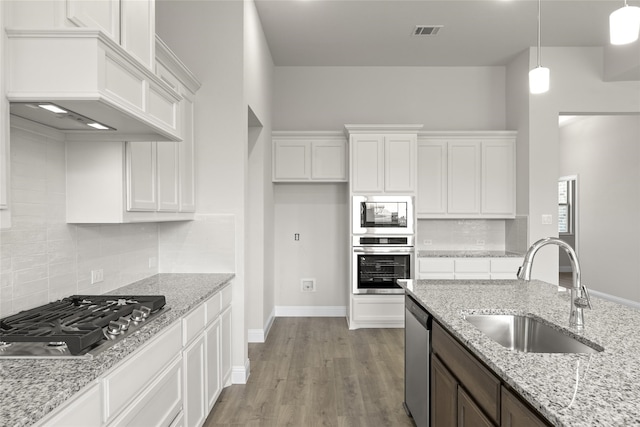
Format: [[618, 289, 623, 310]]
[[419, 272, 455, 280], [221, 285, 232, 309], [490, 258, 524, 274], [38, 382, 101, 427], [454, 259, 490, 273], [205, 292, 222, 324], [108, 356, 183, 427], [104, 322, 182, 421], [455, 273, 491, 280], [183, 303, 206, 346], [419, 258, 454, 273], [432, 322, 501, 424]]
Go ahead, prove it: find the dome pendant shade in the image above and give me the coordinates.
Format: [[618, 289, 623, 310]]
[[610, 5, 640, 45], [529, 66, 550, 94]]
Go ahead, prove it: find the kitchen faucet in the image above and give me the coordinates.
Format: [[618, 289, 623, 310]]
[[517, 237, 592, 331]]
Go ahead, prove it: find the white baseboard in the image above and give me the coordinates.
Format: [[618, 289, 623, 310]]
[[231, 358, 250, 384], [589, 289, 640, 310], [248, 307, 275, 343], [275, 305, 347, 317]]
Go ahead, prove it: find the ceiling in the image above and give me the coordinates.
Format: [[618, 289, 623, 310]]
[[254, 0, 629, 66]]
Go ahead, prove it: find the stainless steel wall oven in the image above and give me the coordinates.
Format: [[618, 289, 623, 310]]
[[352, 236, 414, 294]]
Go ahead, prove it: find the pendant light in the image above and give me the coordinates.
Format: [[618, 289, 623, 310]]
[[529, 0, 550, 94], [610, 0, 640, 45]]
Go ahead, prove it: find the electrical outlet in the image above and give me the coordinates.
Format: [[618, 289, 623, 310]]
[[91, 269, 104, 284], [149, 257, 158, 269], [423, 239, 432, 245], [476, 239, 485, 245], [541, 214, 553, 225], [301, 278, 316, 292]]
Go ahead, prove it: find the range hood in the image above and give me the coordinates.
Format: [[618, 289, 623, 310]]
[[6, 29, 182, 142]]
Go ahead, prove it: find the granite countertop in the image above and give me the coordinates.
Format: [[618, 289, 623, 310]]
[[403, 279, 640, 426], [0, 273, 234, 427], [417, 250, 524, 258]]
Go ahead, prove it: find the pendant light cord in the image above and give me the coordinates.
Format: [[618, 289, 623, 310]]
[[537, 0, 542, 67]]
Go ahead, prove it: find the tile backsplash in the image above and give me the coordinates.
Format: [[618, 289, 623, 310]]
[[417, 219, 507, 251], [0, 126, 158, 317]]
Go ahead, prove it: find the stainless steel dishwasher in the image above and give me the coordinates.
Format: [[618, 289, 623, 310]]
[[403, 294, 431, 427]]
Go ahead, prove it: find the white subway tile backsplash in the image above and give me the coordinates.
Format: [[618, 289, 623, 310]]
[[0, 126, 161, 318]]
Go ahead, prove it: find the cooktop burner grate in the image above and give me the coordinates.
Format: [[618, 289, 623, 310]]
[[0, 295, 166, 355]]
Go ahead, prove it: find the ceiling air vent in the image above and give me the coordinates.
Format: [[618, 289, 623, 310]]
[[412, 25, 443, 36]]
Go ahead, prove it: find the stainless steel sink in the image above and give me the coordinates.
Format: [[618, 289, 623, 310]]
[[464, 314, 603, 354]]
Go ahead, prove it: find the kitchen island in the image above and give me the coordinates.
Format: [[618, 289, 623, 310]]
[[0, 273, 234, 427], [403, 279, 640, 426]]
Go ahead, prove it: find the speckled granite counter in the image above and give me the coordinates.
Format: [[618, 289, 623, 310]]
[[403, 279, 640, 426], [0, 273, 234, 427], [417, 250, 523, 258]]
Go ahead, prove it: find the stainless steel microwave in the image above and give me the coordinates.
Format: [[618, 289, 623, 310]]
[[352, 195, 414, 235]]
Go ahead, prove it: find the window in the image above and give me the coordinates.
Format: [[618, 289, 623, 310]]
[[558, 179, 575, 234]]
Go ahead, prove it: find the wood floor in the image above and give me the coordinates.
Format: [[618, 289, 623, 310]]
[[204, 317, 415, 427]]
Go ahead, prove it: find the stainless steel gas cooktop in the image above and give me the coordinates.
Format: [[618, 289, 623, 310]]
[[0, 295, 168, 359]]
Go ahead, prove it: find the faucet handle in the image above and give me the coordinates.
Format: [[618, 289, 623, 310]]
[[575, 284, 592, 310]]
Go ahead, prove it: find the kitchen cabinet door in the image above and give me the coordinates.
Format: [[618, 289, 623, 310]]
[[273, 140, 310, 181], [431, 355, 458, 427], [120, 0, 155, 69], [351, 134, 385, 192], [482, 140, 515, 217], [501, 386, 548, 427], [458, 387, 495, 427], [206, 318, 222, 411], [220, 305, 233, 387], [66, 0, 120, 41], [157, 140, 180, 212], [417, 140, 447, 215], [126, 141, 157, 211], [183, 334, 207, 427], [448, 141, 481, 215], [385, 134, 417, 192], [311, 140, 347, 181], [179, 89, 196, 212]]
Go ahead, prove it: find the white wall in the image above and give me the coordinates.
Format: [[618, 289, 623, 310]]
[[0, 122, 158, 317], [273, 184, 348, 309], [559, 115, 640, 303], [244, 0, 275, 342], [274, 66, 507, 131], [156, 0, 275, 378], [507, 47, 640, 286]]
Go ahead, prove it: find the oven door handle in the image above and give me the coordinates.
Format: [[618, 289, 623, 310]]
[[353, 247, 414, 254]]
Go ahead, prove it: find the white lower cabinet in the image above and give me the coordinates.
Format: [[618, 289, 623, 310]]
[[108, 356, 183, 427], [418, 257, 524, 280], [36, 284, 233, 427], [220, 306, 233, 387], [349, 295, 404, 329], [38, 382, 102, 427], [183, 335, 206, 427], [205, 318, 222, 411]]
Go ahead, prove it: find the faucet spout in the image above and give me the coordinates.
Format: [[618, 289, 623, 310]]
[[518, 237, 591, 331]]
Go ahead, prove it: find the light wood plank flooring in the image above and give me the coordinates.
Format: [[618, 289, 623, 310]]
[[204, 317, 415, 427]]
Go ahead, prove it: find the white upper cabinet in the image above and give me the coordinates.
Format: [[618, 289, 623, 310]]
[[346, 125, 421, 194], [417, 132, 516, 219], [384, 134, 417, 193], [65, 38, 200, 223], [417, 141, 447, 215], [8, 0, 154, 69], [482, 140, 515, 217], [272, 132, 348, 182], [448, 141, 481, 215], [350, 134, 384, 192]]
